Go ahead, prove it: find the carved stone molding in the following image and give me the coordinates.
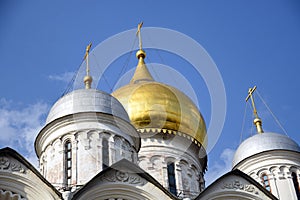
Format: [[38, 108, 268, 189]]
[[0, 156, 26, 174], [221, 180, 258, 195], [0, 189, 26, 200], [100, 170, 146, 186]]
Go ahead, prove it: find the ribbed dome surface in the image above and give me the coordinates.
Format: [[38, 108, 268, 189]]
[[112, 53, 207, 146], [46, 89, 130, 124], [233, 132, 300, 167]]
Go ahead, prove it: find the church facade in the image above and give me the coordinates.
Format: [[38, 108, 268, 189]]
[[0, 27, 300, 200]]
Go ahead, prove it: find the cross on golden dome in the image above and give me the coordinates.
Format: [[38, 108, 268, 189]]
[[136, 22, 143, 50], [112, 22, 207, 147]]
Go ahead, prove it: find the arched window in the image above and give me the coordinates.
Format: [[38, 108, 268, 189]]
[[292, 172, 300, 198], [64, 140, 72, 186], [167, 162, 177, 195], [261, 173, 271, 192], [102, 138, 109, 170]]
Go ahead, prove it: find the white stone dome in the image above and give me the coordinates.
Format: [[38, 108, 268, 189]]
[[46, 89, 130, 124], [233, 132, 300, 167]]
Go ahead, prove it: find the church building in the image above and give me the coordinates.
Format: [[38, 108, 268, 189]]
[[0, 24, 299, 200]]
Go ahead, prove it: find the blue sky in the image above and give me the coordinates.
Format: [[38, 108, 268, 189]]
[[1, 0, 300, 185]]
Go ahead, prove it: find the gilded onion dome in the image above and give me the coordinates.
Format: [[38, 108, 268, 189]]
[[112, 50, 207, 146]]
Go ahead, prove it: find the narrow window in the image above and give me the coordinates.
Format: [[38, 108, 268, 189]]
[[64, 140, 72, 186], [261, 173, 271, 192], [167, 162, 177, 195], [102, 138, 109, 170], [131, 151, 135, 163], [292, 172, 300, 199]]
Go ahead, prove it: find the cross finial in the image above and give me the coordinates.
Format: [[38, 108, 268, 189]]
[[246, 86, 258, 118], [83, 42, 93, 89], [136, 22, 143, 50], [84, 43, 92, 76], [245, 86, 264, 133]]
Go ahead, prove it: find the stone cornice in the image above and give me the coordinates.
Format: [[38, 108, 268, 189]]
[[0, 156, 27, 174], [35, 112, 140, 156], [234, 150, 300, 172], [221, 179, 259, 195], [99, 169, 147, 186]]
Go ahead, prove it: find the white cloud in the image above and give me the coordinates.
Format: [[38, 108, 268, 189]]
[[48, 71, 74, 82], [205, 148, 236, 186], [0, 99, 49, 167]]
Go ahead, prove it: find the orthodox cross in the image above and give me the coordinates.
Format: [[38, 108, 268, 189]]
[[136, 22, 143, 50], [84, 42, 92, 76], [83, 43, 92, 89], [246, 86, 258, 118], [245, 86, 264, 133]]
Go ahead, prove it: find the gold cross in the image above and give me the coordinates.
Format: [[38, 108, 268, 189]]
[[84, 43, 92, 76], [245, 86, 264, 133], [136, 22, 143, 50], [84, 43, 92, 60], [246, 86, 258, 118]]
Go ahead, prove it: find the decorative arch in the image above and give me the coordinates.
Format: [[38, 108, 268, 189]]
[[150, 155, 163, 168], [62, 131, 76, 143], [113, 135, 122, 146], [74, 130, 86, 140], [137, 156, 149, 170], [0, 149, 61, 200], [52, 138, 62, 153], [279, 165, 289, 174], [289, 166, 300, 174], [164, 156, 176, 164], [74, 183, 169, 200], [100, 131, 113, 141], [86, 130, 100, 144], [257, 168, 269, 175], [0, 174, 60, 199], [179, 159, 189, 166], [201, 192, 269, 200], [269, 166, 277, 173]]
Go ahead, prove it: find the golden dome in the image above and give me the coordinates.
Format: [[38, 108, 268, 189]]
[[112, 51, 207, 146]]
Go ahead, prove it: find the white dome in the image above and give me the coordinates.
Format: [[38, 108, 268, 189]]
[[233, 132, 300, 167], [46, 89, 130, 124]]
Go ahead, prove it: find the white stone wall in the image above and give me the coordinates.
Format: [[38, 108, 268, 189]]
[[39, 129, 137, 190], [234, 150, 300, 200], [137, 130, 206, 199], [36, 113, 139, 191]]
